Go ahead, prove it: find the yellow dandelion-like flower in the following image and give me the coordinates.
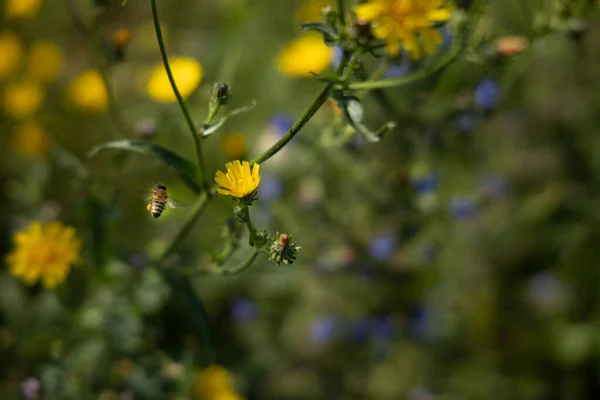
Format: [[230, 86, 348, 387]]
[[27, 41, 64, 83], [189, 365, 235, 400], [6, 0, 43, 18], [2, 80, 44, 119], [67, 69, 108, 113], [221, 133, 248, 160], [147, 57, 203, 103], [215, 160, 261, 199], [11, 121, 50, 158], [295, 0, 332, 23], [276, 33, 334, 78], [0, 33, 23, 80], [355, 0, 454, 58], [6, 221, 81, 289]]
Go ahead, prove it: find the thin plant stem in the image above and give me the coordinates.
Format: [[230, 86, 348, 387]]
[[348, 34, 464, 90], [251, 51, 351, 165], [336, 0, 346, 26], [219, 250, 260, 275], [244, 205, 261, 247], [150, 0, 207, 190], [156, 191, 209, 264]]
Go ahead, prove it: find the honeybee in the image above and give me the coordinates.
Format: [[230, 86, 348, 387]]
[[146, 184, 186, 218]]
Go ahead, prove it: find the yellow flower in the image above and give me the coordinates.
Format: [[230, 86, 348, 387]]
[[11, 121, 50, 158], [189, 365, 235, 400], [67, 69, 108, 113], [211, 391, 245, 400], [276, 33, 334, 77], [0, 33, 23, 80], [2, 81, 44, 119], [221, 133, 248, 160], [6, 221, 81, 289], [27, 41, 64, 82], [355, 0, 454, 58], [6, 0, 43, 18], [215, 160, 261, 199], [295, 0, 332, 23], [147, 57, 203, 103]]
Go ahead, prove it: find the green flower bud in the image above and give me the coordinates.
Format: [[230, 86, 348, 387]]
[[211, 82, 229, 106], [269, 232, 301, 267], [232, 204, 247, 223]]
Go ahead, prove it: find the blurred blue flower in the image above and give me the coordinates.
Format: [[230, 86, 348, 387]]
[[412, 173, 438, 193], [371, 315, 396, 342], [259, 174, 283, 202], [128, 252, 148, 271], [230, 297, 257, 324], [21, 377, 40, 400], [474, 77, 500, 110], [385, 57, 412, 78], [309, 316, 339, 346], [331, 46, 343, 69], [481, 175, 510, 199], [440, 26, 452, 50], [455, 113, 476, 133], [368, 232, 397, 261], [348, 317, 371, 343], [410, 304, 433, 341], [528, 271, 565, 311], [269, 114, 294, 137], [449, 196, 478, 220]]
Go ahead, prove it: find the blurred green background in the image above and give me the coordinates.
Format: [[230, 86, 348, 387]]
[[3, 0, 600, 399]]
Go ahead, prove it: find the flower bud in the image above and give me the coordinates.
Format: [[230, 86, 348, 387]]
[[232, 204, 247, 223], [211, 82, 229, 107], [320, 6, 337, 25], [269, 232, 301, 267]]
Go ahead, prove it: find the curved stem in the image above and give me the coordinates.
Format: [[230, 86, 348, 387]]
[[156, 191, 209, 264], [250, 51, 351, 165], [220, 250, 260, 275], [150, 0, 206, 190], [348, 32, 464, 91]]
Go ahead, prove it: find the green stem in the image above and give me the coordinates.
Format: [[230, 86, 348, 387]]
[[156, 191, 209, 264], [340, 49, 362, 82], [219, 250, 260, 275], [250, 52, 351, 165], [150, 0, 206, 190], [244, 205, 261, 247], [348, 33, 463, 91], [336, 0, 346, 26]]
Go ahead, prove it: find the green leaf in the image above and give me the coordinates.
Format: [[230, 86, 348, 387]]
[[87, 140, 201, 194], [331, 95, 396, 142], [201, 100, 257, 138], [300, 22, 339, 44]]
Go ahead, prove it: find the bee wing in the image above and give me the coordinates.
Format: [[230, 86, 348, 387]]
[[167, 197, 189, 208]]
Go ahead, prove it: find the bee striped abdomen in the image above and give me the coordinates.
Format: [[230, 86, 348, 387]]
[[151, 199, 165, 218]]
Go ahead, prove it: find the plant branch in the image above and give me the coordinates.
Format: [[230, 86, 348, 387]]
[[155, 191, 209, 264], [250, 51, 352, 165], [347, 31, 464, 91], [219, 250, 260, 275], [150, 0, 206, 190], [336, 0, 346, 26]]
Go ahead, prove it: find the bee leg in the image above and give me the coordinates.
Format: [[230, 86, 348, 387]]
[[147, 204, 152, 211]]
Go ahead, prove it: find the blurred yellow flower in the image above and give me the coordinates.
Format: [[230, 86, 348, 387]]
[[27, 41, 64, 82], [295, 0, 332, 23], [221, 133, 248, 160], [67, 69, 108, 113], [211, 391, 245, 400], [189, 365, 235, 400], [355, 0, 454, 58], [0, 33, 23, 79], [215, 160, 261, 199], [6, 0, 43, 18], [2, 81, 44, 119], [276, 33, 334, 77], [11, 121, 50, 158], [147, 57, 203, 103], [6, 221, 81, 289]]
